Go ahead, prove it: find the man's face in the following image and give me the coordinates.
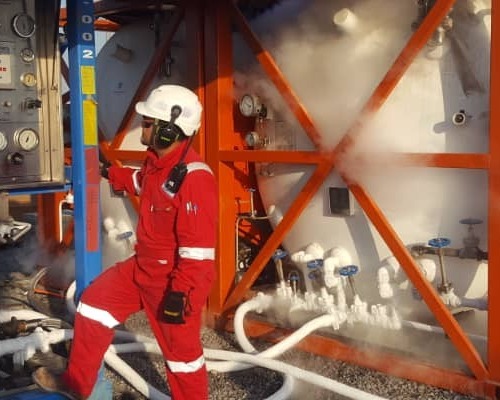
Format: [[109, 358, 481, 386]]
[[140, 117, 154, 146]]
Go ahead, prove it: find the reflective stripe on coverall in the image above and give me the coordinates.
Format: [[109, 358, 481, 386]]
[[63, 143, 217, 400]]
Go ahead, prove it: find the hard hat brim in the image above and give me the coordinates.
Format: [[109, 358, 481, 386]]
[[135, 101, 159, 120]]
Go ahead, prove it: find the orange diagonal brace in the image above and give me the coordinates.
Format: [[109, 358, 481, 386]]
[[349, 183, 489, 381], [223, 160, 334, 311], [110, 6, 185, 150]]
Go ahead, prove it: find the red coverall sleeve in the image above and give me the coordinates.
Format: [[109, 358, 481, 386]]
[[171, 170, 218, 293], [108, 165, 145, 196]]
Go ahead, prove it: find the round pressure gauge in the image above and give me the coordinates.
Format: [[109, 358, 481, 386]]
[[12, 13, 36, 38], [239, 94, 261, 117], [21, 72, 37, 87], [20, 47, 35, 63], [15, 128, 39, 151], [0, 132, 7, 151]]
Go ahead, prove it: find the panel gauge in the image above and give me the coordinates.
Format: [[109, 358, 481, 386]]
[[238, 94, 268, 118], [20, 48, 35, 63], [12, 13, 36, 38], [0, 132, 7, 151], [239, 94, 261, 117], [15, 128, 39, 151], [21, 72, 37, 87]]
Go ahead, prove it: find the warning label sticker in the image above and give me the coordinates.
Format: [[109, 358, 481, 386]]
[[0, 46, 12, 87]]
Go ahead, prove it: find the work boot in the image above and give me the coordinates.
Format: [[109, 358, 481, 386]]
[[32, 366, 85, 400]]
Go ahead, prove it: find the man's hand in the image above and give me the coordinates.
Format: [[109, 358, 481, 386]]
[[162, 291, 186, 324], [100, 161, 111, 179]]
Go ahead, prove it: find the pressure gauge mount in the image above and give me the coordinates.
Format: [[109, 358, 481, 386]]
[[14, 128, 39, 151], [12, 13, 36, 38], [239, 94, 262, 117]]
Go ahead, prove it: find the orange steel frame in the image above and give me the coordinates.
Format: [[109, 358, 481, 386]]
[[204, 0, 499, 398], [44, 0, 499, 398]]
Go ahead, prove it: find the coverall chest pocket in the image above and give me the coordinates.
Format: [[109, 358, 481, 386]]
[[150, 196, 177, 236]]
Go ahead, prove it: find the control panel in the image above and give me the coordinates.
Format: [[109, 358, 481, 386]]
[[0, 0, 64, 189]]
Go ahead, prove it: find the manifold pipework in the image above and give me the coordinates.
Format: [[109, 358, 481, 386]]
[[256, 244, 403, 331], [235, 188, 271, 282]]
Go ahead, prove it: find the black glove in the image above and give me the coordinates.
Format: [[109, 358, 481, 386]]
[[162, 291, 186, 324], [99, 161, 111, 179]]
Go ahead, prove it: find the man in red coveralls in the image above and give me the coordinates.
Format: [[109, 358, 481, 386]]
[[33, 84, 217, 400]]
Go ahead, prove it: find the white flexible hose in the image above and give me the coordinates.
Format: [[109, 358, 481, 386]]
[[0, 315, 392, 400], [111, 342, 387, 400], [234, 293, 274, 353], [207, 349, 388, 400], [214, 313, 340, 373], [1, 327, 385, 400], [231, 294, 295, 399], [104, 350, 170, 400]]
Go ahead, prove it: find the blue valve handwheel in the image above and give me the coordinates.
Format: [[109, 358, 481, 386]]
[[428, 237, 451, 248], [116, 231, 133, 240], [339, 265, 359, 276], [289, 272, 300, 281], [308, 271, 319, 280], [307, 259, 324, 269], [272, 249, 288, 261]]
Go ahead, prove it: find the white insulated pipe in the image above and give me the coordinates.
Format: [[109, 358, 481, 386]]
[[0, 309, 54, 323], [402, 319, 486, 343], [110, 342, 294, 400], [111, 341, 388, 400], [0, 329, 73, 358]]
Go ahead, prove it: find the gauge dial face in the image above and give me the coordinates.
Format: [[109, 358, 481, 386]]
[[0, 132, 7, 151], [20, 48, 35, 63], [12, 13, 36, 38], [15, 128, 39, 151], [239, 94, 257, 117], [21, 72, 37, 87]]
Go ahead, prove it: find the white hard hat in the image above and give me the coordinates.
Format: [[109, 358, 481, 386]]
[[135, 84, 203, 137]]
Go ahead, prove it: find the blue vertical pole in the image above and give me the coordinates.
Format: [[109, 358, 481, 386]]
[[66, 0, 101, 298]]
